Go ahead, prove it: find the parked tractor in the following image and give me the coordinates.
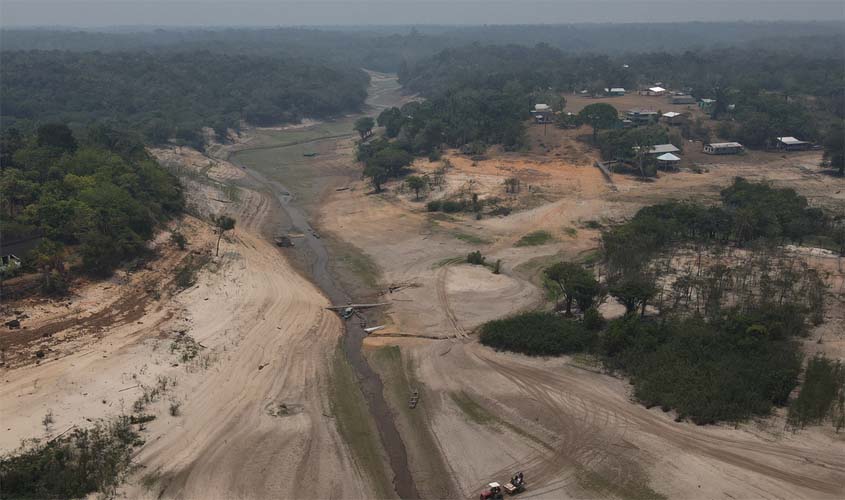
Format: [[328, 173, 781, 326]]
[[480, 472, 525, 499]]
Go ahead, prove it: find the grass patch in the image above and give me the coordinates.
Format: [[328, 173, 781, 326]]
[[432, 256, 464, 269], [450, 391, 495, 425], [452, 231, 490, 245], [788, 355, 845, 430], [515, 230, 554, 247], [329, 346, 393, 499], [331, 238, 381, 289], [563, 227, 578, 238]]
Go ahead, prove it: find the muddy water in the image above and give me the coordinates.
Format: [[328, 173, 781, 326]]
[[229, 74, 420, 499]]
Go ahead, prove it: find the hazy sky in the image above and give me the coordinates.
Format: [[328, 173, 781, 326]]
[[2, 1, 844, 27]]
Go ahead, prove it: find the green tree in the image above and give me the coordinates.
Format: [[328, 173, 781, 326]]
[[544, 262, 600, 316], [578, 103, 619, 143], [363, 163, 389, 192], [36, 123, 77, 153], [609, 274, 658, 317], [405, 175, 427, 200], [213, 215, 236, 257], [354, 116, 375, 140], [377, 107, 404, 138]]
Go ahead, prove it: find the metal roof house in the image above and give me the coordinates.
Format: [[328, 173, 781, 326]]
[[704, 142, 744, 155], [671, 94, 696, 105], [532, 103, 554, 124], [626, 109, 659, 124], [656, 152, 681, 170], [775, 136, 811, 151], [604, 87, 626, 96], [648, 144, 681, 155]]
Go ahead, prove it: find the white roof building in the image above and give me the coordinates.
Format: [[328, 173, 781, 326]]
[[776, 136, 808, 145], [662, 112, 682, 118], [657, 153, 681, 162], [533, 103, 551, 112], [649, 86, 667, 93]]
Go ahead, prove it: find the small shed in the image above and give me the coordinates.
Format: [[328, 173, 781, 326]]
[[704, 142, 744, 155], [656, 152, 681, 169], [775, 136, 811, 151], [605, 87, 626, 96], [671, 94, 696, 105], [532, 104, 554, 124], [698, 98, 717, 112]]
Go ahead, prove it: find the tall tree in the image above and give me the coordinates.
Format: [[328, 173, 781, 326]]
[[354, 117, 375, 140], [578, 103, 619, 143], [544, 262, 600, 316], [213, 215, 236, 256]]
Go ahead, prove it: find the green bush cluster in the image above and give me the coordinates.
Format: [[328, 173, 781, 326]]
[[0, 416, 140, 499], [788, 356, 845, 430], [480, 312, 595, 356], [604, 311, 803, 424], [426, 199, 467, 213], [0, 125, 183, 278]]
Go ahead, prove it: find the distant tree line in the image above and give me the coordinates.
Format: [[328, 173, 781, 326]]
[[0, 50, 369, 149], [0, 125, 183, 287], [399, 42, 843, 159]]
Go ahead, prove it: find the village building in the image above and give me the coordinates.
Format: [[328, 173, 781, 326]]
[[661, 111, 684, 125], [656, 152, 681, 169], [648, 144, 681, 155], [532, 103, 554, 124], [670, 94, 696, 105], [704, 142, 744, 155], [604, 87, 626, 96], [775, 136, 811, 151], [626, 108, 659, 125], [698, 98, 717, 112], [639, 86, 667, 96]]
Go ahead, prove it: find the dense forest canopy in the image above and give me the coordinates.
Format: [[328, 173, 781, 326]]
[[3, 22, 843, 64], [0, 125, 183, 284], [0, 51, 369, 146]]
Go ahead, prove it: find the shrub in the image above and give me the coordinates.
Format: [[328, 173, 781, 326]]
[[441, 200, 466, 213], [426, 200, 442, 212], [467, 251, 486, 265], [0, 417, 139, 499], [788, 355, 845, 430], [480, 312, 595, 356]]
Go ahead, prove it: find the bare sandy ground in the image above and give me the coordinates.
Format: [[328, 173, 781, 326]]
[[0, 150, 373, 499]]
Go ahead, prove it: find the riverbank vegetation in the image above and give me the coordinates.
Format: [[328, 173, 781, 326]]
[[0, 125, 183, 284], [480, 179, 841, 426]]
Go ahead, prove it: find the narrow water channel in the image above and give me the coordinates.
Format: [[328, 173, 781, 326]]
[[227, 73, 420, 499]]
